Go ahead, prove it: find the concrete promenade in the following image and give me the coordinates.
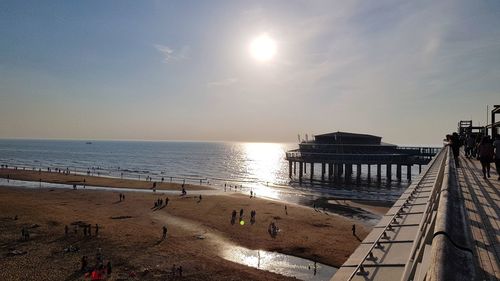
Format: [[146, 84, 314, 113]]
[[330, 147, 499, 281]]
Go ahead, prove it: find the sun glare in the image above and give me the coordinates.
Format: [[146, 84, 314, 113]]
[[249, 34, 277, 62]]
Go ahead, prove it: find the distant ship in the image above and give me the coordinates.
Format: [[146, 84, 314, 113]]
[[85, 141, 92, 144]]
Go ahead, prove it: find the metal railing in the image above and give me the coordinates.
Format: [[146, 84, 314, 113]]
[[344, 147, 447, 280]]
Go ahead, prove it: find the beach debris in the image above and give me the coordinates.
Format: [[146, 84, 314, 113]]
[[110, 216, 132, 220], [195, 234, 206, 240], [7, 249, 27, 257], [64, 245, 80, 253]]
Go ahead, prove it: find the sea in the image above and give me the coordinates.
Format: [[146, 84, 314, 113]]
[[0, 139, 424, 220]]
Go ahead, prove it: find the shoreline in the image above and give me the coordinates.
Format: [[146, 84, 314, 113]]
[[0, 168, 213, 191]]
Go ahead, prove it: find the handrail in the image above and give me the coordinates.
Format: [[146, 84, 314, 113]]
[[399, 147, 447, 280], [426, 148, 475, 280], [345, 147, 446, 280]]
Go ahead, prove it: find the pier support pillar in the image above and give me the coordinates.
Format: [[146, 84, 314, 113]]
[[333, 164, 338, 181], [293, 162, 296, 175], [328, 163, 333, 180], [339, 164, 344, 176], [356, 164, 362, 182], [321, 163, 325, 181], [289, 161, 292, 178], [345, 164, 352, 182], [386, 164, 392, 181], [310, 163, 314, 181], [377, 164, 382, 182], [367, 164, 371, 182], [419, 164, 422, 173], [299, 162, 303, 183], [303, 162, 306, 175], [396, 164, 402, 181], [407, 165, 412, 180]]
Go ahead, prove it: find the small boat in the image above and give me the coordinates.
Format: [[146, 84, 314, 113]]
[[85, 142, 92, 145]]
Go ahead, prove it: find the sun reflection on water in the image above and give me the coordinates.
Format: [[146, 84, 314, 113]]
[[242, 143, 287, 198]]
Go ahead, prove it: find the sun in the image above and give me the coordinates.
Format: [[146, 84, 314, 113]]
[[249, 34, 277, 62]]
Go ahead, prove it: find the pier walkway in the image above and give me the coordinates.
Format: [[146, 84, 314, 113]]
[[331, 147, 499, 281]]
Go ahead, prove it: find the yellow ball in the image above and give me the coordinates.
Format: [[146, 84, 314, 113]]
[[240, 220, 245, 226]]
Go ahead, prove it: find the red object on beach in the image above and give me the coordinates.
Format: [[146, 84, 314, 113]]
[[90, 270, 104, 280]]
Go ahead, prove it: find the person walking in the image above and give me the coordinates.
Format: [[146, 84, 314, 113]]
[[493, 134, 500, 180], [162, 226, 168, 240], [478, 136, 494, 179]]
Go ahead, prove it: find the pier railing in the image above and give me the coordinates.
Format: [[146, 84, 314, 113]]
[[332, 145, 475, 281]]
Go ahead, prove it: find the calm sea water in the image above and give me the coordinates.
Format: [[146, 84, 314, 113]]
[[0, 139, 417, 211]]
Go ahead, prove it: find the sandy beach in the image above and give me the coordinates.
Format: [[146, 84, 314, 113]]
[[0, 170, 388, 281]]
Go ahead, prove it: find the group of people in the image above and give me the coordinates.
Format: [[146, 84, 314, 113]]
[[66, 223, 99, 237], [268, 221, 279, 238], [118, 193, 125, 201], [81, 248, 112, 280], [153, 197, 169, 209], [171, 264, 183, 277], [448, 133, 500, 179]]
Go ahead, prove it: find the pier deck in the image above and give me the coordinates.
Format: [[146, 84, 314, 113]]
[[459, 157, 500, 281]]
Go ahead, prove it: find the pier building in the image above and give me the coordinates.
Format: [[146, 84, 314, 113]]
[[285, 132, 439, 184]]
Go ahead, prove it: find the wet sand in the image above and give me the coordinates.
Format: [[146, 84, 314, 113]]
[[0, 183, 383, 281], [0, 168, 211, 191]]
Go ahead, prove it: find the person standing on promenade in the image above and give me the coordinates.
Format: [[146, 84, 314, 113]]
[[478, 136, 494, 179], [450, 132, 462, 167], [493, 134, 500, 180]]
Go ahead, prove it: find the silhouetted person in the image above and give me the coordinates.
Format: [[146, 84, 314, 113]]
[[450, 132, 462, 167], [494, 134, 500, 180], [95, 224, 99, 236], [478, 136, 494, 178], [352, 224, 356, 236], [162, 226, 168, 240]]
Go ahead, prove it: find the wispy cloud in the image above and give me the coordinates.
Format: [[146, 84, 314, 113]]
[[207, 78, 239, 88], [154, 44, 189, 63]]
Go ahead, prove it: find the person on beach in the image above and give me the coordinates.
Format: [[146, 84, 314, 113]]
[[165, 197, 169, 206], [81, 256, 88, 272], [239, 209, 244, 218], [250, 190, 253, 198], [198, 194, 202, 202], [162, 226, 168, 240], [285, 205, 288, 215], [231, 210, 237, 225], [478, 135, 494, 179], [178, 265, 183, 277], [95, 224, 99, 236], [171, 264, 176, 277], [352, 224, 356, 236], [106, 261, 112, 275]]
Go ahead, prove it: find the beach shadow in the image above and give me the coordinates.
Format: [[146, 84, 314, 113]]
[[63, 270, 83, 281], [354, 234, 362, 242]]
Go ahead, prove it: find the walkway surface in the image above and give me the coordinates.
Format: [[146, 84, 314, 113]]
[[458, 156, 500, 281]]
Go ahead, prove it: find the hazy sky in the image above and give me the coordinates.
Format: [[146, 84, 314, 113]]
[[1, 0, 499, 145]]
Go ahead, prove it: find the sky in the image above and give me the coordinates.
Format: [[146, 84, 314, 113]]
[[0, 0, 499, 145]]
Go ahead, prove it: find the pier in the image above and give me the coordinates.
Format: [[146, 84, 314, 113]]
[[330, 146, 499, 281], [286, 132, 439, 184]]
